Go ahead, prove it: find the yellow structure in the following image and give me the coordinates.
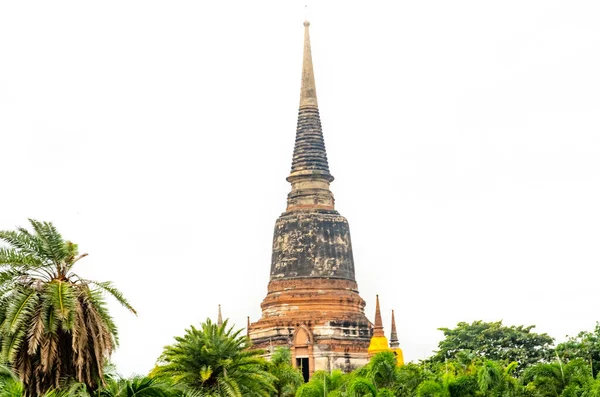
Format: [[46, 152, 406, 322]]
[[367, 296, 404, 366], [368, 295, 389, 355]]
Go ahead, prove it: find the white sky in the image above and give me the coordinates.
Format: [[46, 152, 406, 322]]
[[1, 1, 599, 376]]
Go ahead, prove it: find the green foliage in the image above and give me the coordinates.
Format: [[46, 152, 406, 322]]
[[417, 380, 450, 397], [294, 370, 351, 397], [477, 360, 521, 397], [268, 348, 304, 397], [294, 383, 323, 397], [396, 363, 429, 397], [432, 321, 554, 372], [154, 319, 275, 397], [583, 378, 600, 397], [0, 365, 24, 397], [556, 323, 600, 378], [285, 350, 600, 397], [377, 389, 395, 397], [347, 376, 377, 396], [447, 375, 478, 397], [0, 378, 26, 397], [97, 375, 176, 397], [522, 358, 592, 397], [0, 219, 136, 396], [368, 351, 399, 390]]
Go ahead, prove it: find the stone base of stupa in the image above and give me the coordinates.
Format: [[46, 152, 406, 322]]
[[249, 278, 372, 377]]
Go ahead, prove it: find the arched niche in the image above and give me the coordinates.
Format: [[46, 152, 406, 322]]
[[292, 325, 313, 382]]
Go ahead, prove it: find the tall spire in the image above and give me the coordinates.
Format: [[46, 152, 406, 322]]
[[373, 295, 384, 337], [286, 20, 335, 211], [300, 20, 318, 108], [217, 304, 223, 326], [368, 294, 389, 356], [390, 310, 399, 348]]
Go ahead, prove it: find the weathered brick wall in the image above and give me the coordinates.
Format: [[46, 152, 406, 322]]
[[270, 210, 355, 280]]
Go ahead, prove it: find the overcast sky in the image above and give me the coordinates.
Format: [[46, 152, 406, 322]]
[[1, 1, 599, 376]]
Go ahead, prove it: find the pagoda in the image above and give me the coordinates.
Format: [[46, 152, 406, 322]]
[[248, 21, 372, 379]]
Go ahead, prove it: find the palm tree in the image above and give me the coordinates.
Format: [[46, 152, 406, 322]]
[[522, 358, 592, 397], [347, 376, 378, 397], [340, 352, 402, 397], [267, 348, 303, 397], [97, 375, 176, 397], [477, 361, 521, 397], [153, 319, 275, 397], [368, 352, 399, 390], [0, 219, 136, 396]]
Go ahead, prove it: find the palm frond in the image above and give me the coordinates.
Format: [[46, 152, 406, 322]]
[[28, 219, 68, 268], [0, 248, 44, 270], [3, 287, 39, 335], [45, 280, 77, 330], [0, 229, 44, 259], [88, 281, 136, 315]]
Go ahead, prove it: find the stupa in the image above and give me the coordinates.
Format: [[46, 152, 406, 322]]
[[248, 21, 373, 379]]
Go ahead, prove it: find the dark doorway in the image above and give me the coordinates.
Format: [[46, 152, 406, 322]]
[[296, 357, 309, 382]]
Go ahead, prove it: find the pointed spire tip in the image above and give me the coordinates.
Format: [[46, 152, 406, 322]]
[[390, 309, 399, 347], [300, 17, 318, 108], [373, 294, 384, 337]]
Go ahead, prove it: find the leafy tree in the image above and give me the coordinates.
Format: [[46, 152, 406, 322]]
[[556, 323, 600, 378], [522, 358, 592, 397], [432, 321, 554, 372], [0, 219, 136, 396], [396, 363, 429, 397], [267, 348, 303, 397], [153, 319, 275, 397]]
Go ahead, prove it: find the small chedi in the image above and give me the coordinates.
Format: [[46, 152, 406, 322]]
[[247, 20, 403, 380], [367, 295, 404, 366]]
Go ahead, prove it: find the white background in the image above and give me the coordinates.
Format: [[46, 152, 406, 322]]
[[1, 1, 599, 376]]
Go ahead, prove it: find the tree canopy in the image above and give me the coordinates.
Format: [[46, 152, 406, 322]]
[[556, 322, 600, 378], [431, 321, 554, 372]]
